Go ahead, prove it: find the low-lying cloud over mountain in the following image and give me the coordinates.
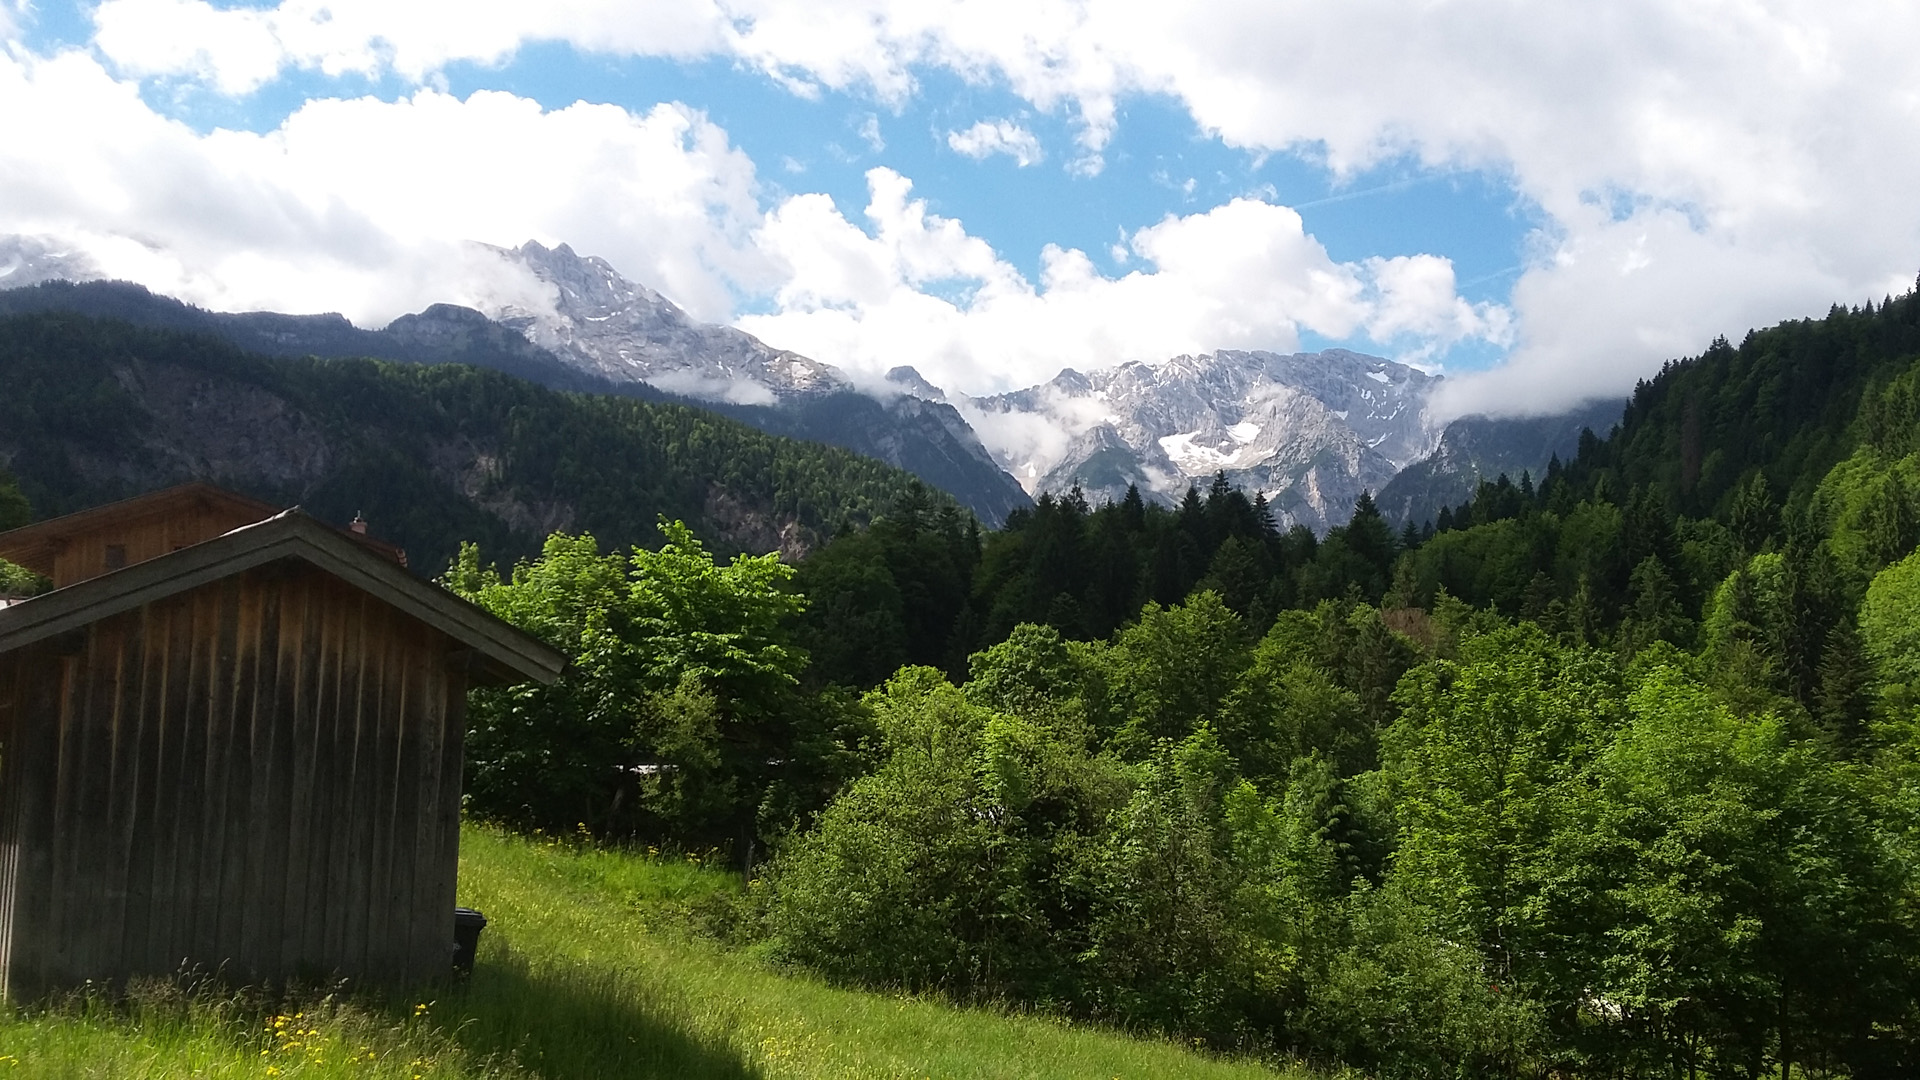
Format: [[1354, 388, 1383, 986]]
[[0, 237, 1035, 526], [956, 349, 1444, 532], [0, 233, 1638, 537], [4, 2, 1912, 422]]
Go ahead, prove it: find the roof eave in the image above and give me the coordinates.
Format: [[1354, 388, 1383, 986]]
[[0, 511, 565, 686]]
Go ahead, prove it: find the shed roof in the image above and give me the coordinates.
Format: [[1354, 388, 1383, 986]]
[[0, 508, 565, 686], [0, 482, 407, 575]]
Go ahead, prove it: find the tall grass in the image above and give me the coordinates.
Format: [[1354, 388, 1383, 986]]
[[0, 981, 508, 1079], [0, 826, 1313, 1080]]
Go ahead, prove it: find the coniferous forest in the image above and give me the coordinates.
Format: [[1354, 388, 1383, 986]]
[[440, 285, 1920, 1079], [0, 311, 963, 568], [7, 287, 1920, 1077]]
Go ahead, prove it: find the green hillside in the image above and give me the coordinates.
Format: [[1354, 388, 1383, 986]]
[[12, 289, 1920, 1080], [0, 311, 959, 572], [1531, 285, 1920, 517], [461, 282, 1920, 1079], [0, 826, 1307, 1080]]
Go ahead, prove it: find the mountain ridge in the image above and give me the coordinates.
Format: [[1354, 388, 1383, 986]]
[[1376, 399, 1627, 528], [0, 310, 963, 570], [2, 236, 1624, 536], [0, 271, 1034, 526], [960, 347, 1442, 532]]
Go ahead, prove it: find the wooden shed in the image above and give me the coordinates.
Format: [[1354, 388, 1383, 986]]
[[0, 489, 564, 999]]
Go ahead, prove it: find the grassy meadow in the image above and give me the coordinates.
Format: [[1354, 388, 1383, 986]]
[[0, 826, 1313, 1080]]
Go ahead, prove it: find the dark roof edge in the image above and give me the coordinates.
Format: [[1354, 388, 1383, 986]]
[[0, 482, 278, 548], [0, 510, 565, 686]]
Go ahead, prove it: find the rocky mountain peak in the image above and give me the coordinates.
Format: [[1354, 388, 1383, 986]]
[[960, 348, 1444, 532], [0, 236, 102, 291], [883, 366, 948, 402], [485, 240, 849, 404]]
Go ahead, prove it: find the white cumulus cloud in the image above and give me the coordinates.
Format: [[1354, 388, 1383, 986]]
[[91, 0, 728, 93], [79, 0, 1920, 416], [946, 120, 1043, 167], [0, 0, 29, 41], [0, 48, 1498, 403], [737, 171, 1494, 395], [0, 50, 769, 326]]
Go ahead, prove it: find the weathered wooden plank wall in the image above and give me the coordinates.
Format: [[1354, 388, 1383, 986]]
[[46, 504, 265, 588], [0, 559, 468, 998]]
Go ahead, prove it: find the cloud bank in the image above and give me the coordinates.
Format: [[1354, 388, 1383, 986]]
[[0, 47, 1495, 396], [743, 171, 1505, 392], [9, 1, 1916, 415]]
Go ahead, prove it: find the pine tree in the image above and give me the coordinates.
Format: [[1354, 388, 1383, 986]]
[[1398, 518, 1421, 555], [1727, 472, 1779, 556], [1520, 570, 1557, 622], [1250, 491, 1279, 539], [1815, 620, 1873, 753], [1120, 483, 1148, 533], [1863, 470, 1919, 569]]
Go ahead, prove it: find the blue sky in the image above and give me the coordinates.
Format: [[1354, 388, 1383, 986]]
[[1, 1, 1916, 414]]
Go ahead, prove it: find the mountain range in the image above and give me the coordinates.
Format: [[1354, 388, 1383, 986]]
[[1374, 400, 1626, 529], [0, 251, 1033, 526], [953, 348, 1443, 532], [0, 235, 1621, 535]]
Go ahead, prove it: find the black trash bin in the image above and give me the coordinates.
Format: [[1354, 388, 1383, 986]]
[[453, 907, 488, 975]]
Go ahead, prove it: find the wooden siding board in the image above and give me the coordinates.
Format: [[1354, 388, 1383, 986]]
[[202, 577, 247, 971], [341, 591, 376, 979], [248, 576, 293, 981], [280, 577, 324, 974], [147, 596, 198, 975], [405, 651, 443, 980], [0, 655, 20, 999], [389, 627, 431, 980], [363, 603, 401, 982], [51, 629, 118, 984], [115, 604, 163, 976], [171, 588, 217, 977], [1, 557, 484, 995], [318, 590, 355, 970], [304, 585, 347, 970], [421, 663, 468, 980], [1, 652, 65, 994]]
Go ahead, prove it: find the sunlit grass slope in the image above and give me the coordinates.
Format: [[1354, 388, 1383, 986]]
[[0, 825, 1309, 1080]]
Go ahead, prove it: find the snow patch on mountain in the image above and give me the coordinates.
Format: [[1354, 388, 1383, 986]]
[[480, 240, 850, 402], [0, 236, 103, 290], [958, 349, 1444, 532]]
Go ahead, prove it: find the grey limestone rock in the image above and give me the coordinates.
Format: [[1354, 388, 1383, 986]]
[[963, 348, 1444, 532]]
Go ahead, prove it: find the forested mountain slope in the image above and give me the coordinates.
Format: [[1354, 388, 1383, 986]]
[[1563, 289, 1920, 514], [1376, 398, 1625, 529], [0, 277, 1034, 525], [633, 282, 1920, 1080], [0, 278, 597, 390], [0, 311, 958, 571], [455, 287, 1920, 1080]]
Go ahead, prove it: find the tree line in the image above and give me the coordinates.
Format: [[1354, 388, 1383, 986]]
[[0, 311, 959, 570], [438, 280, 1920, 1078], [9, 284, 1920, 1077]]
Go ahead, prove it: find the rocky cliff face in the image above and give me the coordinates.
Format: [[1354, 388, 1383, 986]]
[[0, 250, 1034, 527], [478, 242, 1031, 524], [1374, 399, 1626, 528], [489, 241, 849, 403], [0, 236, 100, 291], [962, 349, 1443, 532]]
